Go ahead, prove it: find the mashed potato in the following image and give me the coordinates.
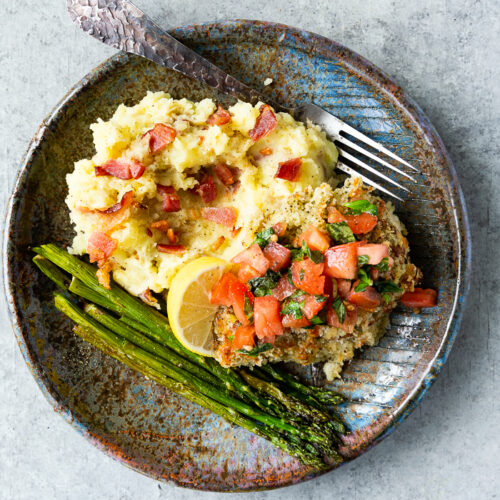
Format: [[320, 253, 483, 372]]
[[66, 92, 339, 295]]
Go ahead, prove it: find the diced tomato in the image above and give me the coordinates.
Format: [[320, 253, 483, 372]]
[[357, 243, 389, 265], [143, 124, 176, 153], [263, 241, 291, 272], [275, 158, 302, 182], [196, 174, 218, 203], [229, 281, 254, 326], [327, 302, 358, 333], [95, 158, 145, 180], [370, 267, 380, 280], [272, 275, 296, 301], [344, 213, 378, 234], [254, 296, 283, 339], [210, 272, 238, 306], [336, 279, 352, 299], [291, 259, 325, 295], [237, 263, 261, 283], [157, 184, 181, 212], [347, 283, 381, 311], [248, 104, 277, 141], [272, 221, 287, 237], [156, 244, 186, 254], [87, 232, 117, 263], [207, 105, 231, 126], [400, 288, 437, 308], [302, 295, 327, 320], [213, 163, 235, 185], [232, 244, 270, 275], [327, 206, 347, 223], [201, 207, 238, 228], [324, 243, 359, 279], [298, 225, 330, 253], [232, 325, 256, 350], [282, 314, 310, 328]]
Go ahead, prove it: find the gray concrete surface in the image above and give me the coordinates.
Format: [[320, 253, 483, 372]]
[[1, 0, 498, 498]]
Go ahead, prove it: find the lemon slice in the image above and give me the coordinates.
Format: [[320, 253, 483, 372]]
[[167, 256, 229, 356]]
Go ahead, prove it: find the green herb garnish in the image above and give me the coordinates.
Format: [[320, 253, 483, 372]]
[[344, 200, 378, 216], [237, 343, 273, 356], [282, 300, 305, 319], [376, 257, 389, 273], [248, 269, 281, 297], [309, 315, 326, 325], [326, 222, 356, 244], [287, 268, 294, 285], [358, 254, 370, 267], [331, 297, 346, 324], [252, 227, 275, 249], [227, 335, 234, 341], [374, 280, 402, 304], [314, 294, 327, 303], [354, 268, 373, 292], [244, 294, 254, 322], [291, 240, 324, 263]]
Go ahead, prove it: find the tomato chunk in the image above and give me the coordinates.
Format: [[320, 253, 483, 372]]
[[347, 283, 381, 310], [272, 221, 287, 237], [156, 244, 186, 254], [232, 325, 256, 350], [143, 124, 176, 153], [282, 314, 310, 328], [344, 213, 378, 234], [272, 276, 296, 301], [237, 263, 261, 284], [213, 163, 235, 185], [302, 295, 327, 320], [400, 288, 437, 308], [327, 205, 347, 223], [207, 105, 231, 126], [336, 279, 352, 299], [263, 242, 291, 272], [299, 225, 330, 253], [229, 280, 254, 326], [357, 243, 389, 265], [196, 174, 218, 203], [157, 184, 181, 212], [248, 104, 277, 141], [324, 242, 359, 279], [201, 207, 238, 228], [275, 158, 302, 182], [87, 232, 117, 263], [327, 302, 358, 333], [95, 158, 145, 180], [232, 244, 270, 275], [210, 272, 238, 306], [291, 259, 325, 295], [254, 296, 283, 340]]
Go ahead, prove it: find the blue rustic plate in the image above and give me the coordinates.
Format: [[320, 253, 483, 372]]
[[3, 20, 470, 491]]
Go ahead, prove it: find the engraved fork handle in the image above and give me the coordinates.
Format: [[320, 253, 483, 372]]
[[67, 0, 274, 107]]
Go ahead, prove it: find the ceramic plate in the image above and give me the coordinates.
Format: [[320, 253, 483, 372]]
[[3, 20, 470, 491]]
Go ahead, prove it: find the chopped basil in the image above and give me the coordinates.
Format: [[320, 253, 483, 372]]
[[252, 227, 275, 249], [244, 294, 254, 322], [299, 269, 305, 280], [248, 269, 281, 297], [332, 297, 346, 324], [358, 254, 370, 267], [309, 315, 325, 325], [354, 268, 373, 292], [344, 199, 378, 217], [290, 289, 306, 299], [374, 280, 402, 294], [287, 268, 294, 285], [314, 294, 327, 303], [376, 257, 389, 273], [291, 240, 324, 263], [227, 335, 234, 341], [282, 299, 305, 319], [237, 343, 273, 356], [382, 292, 392, 305], [326, 222, 356, 244]]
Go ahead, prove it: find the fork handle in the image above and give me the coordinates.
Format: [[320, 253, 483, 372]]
[[67, 0, 271, 106]]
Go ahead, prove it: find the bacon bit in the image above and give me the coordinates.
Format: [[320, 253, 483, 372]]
[[230, 227, 242, 238], [198, 136, 205, 144], [275, 158, 302, 182], [146, 228, 153, 237], [85, 191, 135, 234], [167, 228, 178, 244], [213, 163, 235, 185], [150, 220, 170, 232], [196, 174, 218, 203], [201, 207, 238, 228], [96, 260, 113, 290], [139, 288, 158, 305], [87, 232, 117, 263], [259, 147, 273, 156], [210, 236, 226, 251], [225, 181, 241, 197], [248, 104, 277, 141], [143, 124, 176, 154], [95, 158, 145, 180], [187, 209, 200, 220], [206, 105, 231, 126], [272, 222, 287, 237], [157, 184, 181, 212], [157, 244, 186, 254]]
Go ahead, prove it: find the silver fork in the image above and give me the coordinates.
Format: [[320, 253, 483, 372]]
[[67, 0, 417, 201]]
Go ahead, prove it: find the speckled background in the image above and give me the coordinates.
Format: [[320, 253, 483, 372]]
[[0, 1, 498, 499]]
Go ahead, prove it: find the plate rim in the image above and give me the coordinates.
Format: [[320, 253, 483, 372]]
[[3, 19, 472, 491]]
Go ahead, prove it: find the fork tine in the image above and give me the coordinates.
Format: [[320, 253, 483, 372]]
[[337, 148, 410, 192], [335, 136, 417, 183], [338, 121, 418, 171], [336, 161, 404, 201]]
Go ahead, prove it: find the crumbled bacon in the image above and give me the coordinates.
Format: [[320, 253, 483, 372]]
[[248, 104, 277, 141], [95, 158, 145, 180], [87, 232, 118, 263], [143, 124, 176, 154], [201, 207, 238, 228], [196, 174, 218, 203], [210, 236, 226, 251], [84, 191, 135, 234], [139, 288, 158, 305], [206, 105, 231, 126], [157, 184, 181, 212], [146, 228, 153, 237], [157, 244, 186, 254], [259, 147, 273, 156], [213, 164, 235, 185], [167, 228, 178, 244], [275, 158, 302, 181], [96, 260, 113, 290], [150, 220, 170, 232]]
